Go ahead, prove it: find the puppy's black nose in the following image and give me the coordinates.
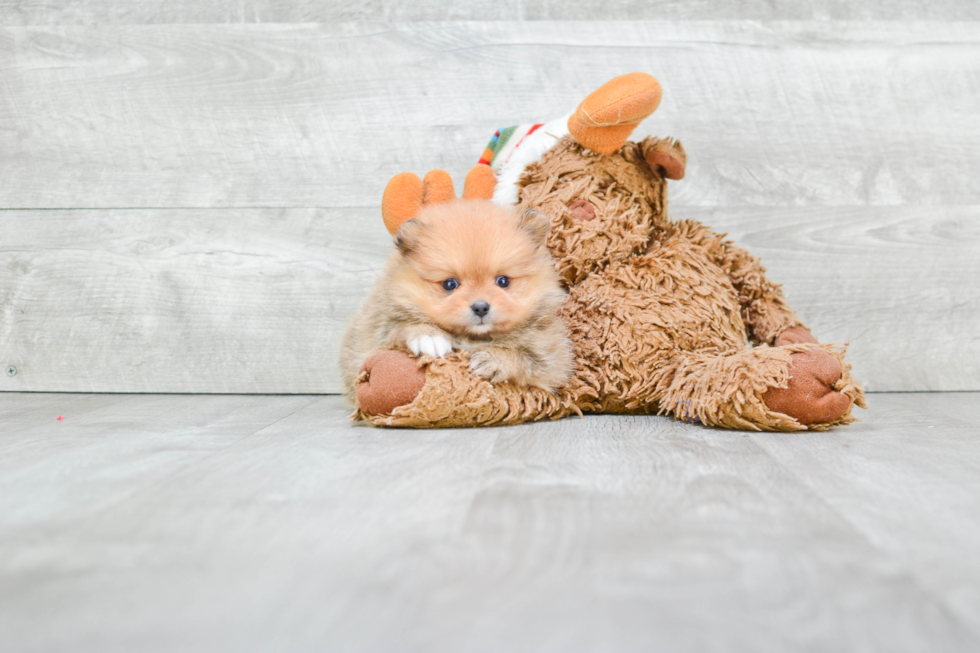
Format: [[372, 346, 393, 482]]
[[470, 301, 490, 318]]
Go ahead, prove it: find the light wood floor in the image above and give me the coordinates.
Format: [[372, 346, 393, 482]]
[[2, 392, 978, 652]]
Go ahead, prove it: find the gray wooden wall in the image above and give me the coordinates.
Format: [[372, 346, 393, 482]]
[[1, 3, 978, 394]]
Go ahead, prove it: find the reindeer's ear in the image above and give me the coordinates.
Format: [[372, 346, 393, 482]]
[[518, 208, 550, 246], [422, 170, 456, 206], [382, 172, 423, 235], [394, 218, 427, 254], [642, 137, 687, 180], [463, 164, 496, 200]]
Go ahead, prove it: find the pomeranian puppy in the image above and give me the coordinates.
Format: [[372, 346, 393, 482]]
[[340, 199, 573, 396]]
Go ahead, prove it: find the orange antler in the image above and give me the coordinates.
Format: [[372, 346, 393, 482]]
[[463, 164, 496, 200], [568, 72, 662, 156], [421, 170, 455, 205], [382, 166, 498, 235], [381, 172, 423, 235]]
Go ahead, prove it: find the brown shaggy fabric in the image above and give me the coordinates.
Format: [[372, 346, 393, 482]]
[[356, 135, 866, 431], [358, 352, 587, 428]]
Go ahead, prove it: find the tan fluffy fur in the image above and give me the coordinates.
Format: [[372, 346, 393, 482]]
[[340, 199, 573, 394]]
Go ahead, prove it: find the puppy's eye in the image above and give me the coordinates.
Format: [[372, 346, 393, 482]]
[[442, 278, 459, 292], [495, 275, 510, 288]]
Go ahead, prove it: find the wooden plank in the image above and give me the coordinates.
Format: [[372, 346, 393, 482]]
[[749, 393, 980, 635], [1, 393, 978, 650], [2, 204, 978, 393], [0, 22, 977, 209], [676, 204, 980, 392], [0, 1, 976, 24], [0, 392, 125, 424], [0, 393, 320, 531], [0, 207, 391, 393]]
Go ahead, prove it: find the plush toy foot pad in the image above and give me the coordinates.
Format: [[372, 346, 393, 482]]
[[775, 326, 820, 346], [356, 350, 427, 416], [569, 72, 662, 155], [763, 349, 852, 426]]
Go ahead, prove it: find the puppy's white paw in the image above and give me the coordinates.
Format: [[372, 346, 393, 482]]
[[407, 334, 453, 357]]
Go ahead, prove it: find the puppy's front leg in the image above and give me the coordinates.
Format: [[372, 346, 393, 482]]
[[389, 323, 454, 358], [468, 346, 532, 386]]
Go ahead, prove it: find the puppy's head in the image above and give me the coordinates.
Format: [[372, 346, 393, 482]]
[[390, 199, 558, 339]]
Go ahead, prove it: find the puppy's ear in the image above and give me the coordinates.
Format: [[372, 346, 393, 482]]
[[518, 208, 550, 246], [394, 218, 427, 254]]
